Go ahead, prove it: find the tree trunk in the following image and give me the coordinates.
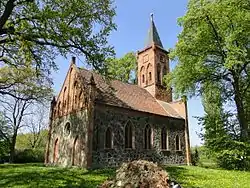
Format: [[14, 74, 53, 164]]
[[9, 131, 17, 163], [233, 75, 249, 141]]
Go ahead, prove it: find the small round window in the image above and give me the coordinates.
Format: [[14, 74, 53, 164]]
[[65, 122, 71, 136]]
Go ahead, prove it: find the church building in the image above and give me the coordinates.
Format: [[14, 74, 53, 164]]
[[45, 15, 191, 168]]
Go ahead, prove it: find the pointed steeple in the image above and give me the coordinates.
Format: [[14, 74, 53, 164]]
[[145, 13, 163, 48]]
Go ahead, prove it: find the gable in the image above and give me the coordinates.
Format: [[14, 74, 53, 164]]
[[53, 61, 88, 118]]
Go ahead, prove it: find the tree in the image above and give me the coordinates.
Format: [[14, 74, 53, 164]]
[[0, 80, 51, 162], [0, 0, 116, 85], [0, 112, 10, 162], [25, 104, 49, 149], [167, 0, 250, 141], [105, 52, 137, 83]]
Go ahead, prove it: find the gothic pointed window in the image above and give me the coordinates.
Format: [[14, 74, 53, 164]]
[[105, 127, 112, 149], [144, 125, 152, 149], [53, 138, 59, 163], [125, 122, 133, 149], [157, 64, 161, 84], [161, 127, 166, 150], [140, 66, 145, 85], [161, 127, 169, 150], [58, 101, 61, 116], [149, 72, 152, 81], [175, 135, 181, 151], [73, 81, 78, 109], [72, 136, 79, 166]]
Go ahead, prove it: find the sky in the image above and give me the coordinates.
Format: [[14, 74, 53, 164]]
[[52, 0, 204, 146]]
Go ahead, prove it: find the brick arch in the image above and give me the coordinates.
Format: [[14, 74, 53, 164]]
[[146, 63, 153, 84], [144, 124, 152, 149], [124, 120, 134, 149], [140, 66, 145, 85], [157, 63, 161, 84], [161, 126, 169, 150], [53, 138, 59, 163], [72, 136, 80, 166], [105, 127, 113, 149]]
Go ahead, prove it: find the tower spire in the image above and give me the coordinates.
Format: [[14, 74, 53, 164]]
[[145, 13, 163, 48]]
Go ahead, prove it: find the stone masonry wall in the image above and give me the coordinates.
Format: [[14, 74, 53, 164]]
[[92, 104, 186, 168], [47, 109, 88, 167]]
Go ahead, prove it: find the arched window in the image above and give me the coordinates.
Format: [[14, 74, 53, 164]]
[[73, 82, 78, 109], [140, 66, 145, 85], [105, 127, 112, 149], [157, 64, 161, 84], [58, 101, 61, 116], [175, 135, 180, 151], [63, 87, 67, 114], [162, 66, 167, 76], [149, 72, 152, 81], [125, 122, 133, 149], [72, 136, 79, 166], [53, 138, 59, 163], [161, 127, 169, 150], [161, 127, 166, 150], [147, 63, 153, 84], [144, 125, 152, 149], [78, 91, 83, 108], [64, 122, 71, 136]]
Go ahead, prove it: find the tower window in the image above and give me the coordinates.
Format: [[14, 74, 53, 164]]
[[160, 55, 165, 63], [149, 72, 152, 81], [143, 54, 149, 63], [157, 71, 161, 83], [142, 75, 145, 83]]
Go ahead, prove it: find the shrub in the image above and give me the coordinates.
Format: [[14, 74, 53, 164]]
[[215, 141, 250, 171], [216, 149, 250, 170], [14, 149, 45, 163], [191, 148, 200, 166]]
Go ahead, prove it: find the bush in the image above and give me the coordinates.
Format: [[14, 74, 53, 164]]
[[215, 141, 250, 171], [216, 149, 250, 170], [191, 148, 200, 166], [14, 149, 45, 163], [0, 140, 10, 163]]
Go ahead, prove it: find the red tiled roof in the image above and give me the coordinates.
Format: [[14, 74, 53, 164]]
[[79, 68, 182, 118]]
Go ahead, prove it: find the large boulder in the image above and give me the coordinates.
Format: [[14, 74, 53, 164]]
[[100, 160, 170, 188]]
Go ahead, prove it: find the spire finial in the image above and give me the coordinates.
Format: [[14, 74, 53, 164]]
[[150, 13, 154, 21]]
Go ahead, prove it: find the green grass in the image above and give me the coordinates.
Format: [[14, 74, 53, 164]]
[[0, 163, 250, 188], [0, 163, 115, 188], [166, 165, 250, 188]]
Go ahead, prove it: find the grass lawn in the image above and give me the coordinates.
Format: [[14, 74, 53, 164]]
[[0, 163, 250, 188]]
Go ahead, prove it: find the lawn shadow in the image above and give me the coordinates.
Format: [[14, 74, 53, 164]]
[[0, 165, 113, 188], [165, 165, 201, 188]]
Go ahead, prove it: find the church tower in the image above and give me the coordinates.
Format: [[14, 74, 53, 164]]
[[137, 14, 172, 102]]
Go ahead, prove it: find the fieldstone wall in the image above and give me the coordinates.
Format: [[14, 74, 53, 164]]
[[47, 109, 88, 167], [92, 104, 186, 168]]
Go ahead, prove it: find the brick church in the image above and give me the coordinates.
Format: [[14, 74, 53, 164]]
[[45, 15, 191, 168]]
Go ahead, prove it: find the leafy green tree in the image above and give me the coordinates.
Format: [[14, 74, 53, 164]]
[[0, 112, 10, 161], [0, 0, 116, 93], [168, 0, 250, 141], [105, 52, 137, 83], [0, 76, 52, 162]]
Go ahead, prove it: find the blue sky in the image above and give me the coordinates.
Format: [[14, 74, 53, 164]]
[[52, 0, 204, 146]]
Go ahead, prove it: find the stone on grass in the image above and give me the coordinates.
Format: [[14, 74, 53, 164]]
[[100, 160, 170, 188]]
